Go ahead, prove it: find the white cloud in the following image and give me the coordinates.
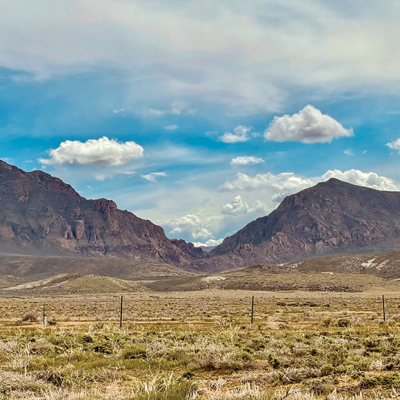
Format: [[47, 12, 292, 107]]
[[112, 107, 134, 115], [5, 2, 400, 115], [322, 169, 400, 191], [140, 108, 167, 117], [220, 126, 253, 144], [115, 102, 195, 119], [387, 138, 400, 153], [39, 137, 144, 166], [344, 149, 354, 156], [220, 172, 314, 195], [221, 195, 269, 216], [170, 101, 190, 115], [165, 124, 178, 131], [169, 214, 212, 240], [264, 105, 353, 143], [141, 172, 167, 182], [220, 169, 400, 202], [192, 238, 224, 248], [221, 195, 249, 216], [231, 156, 265, 165], [120, 165, 400, 245]]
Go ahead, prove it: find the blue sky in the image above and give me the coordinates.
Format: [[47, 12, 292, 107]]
[[1, 0, 400, 245]]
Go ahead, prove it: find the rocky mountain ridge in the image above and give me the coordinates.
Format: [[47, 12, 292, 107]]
[[0, 160, 202, 266], [206, 178, 400, 269], [3, 159, 400, 274]]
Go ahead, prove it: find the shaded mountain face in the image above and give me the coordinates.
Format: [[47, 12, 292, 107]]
[[0, 160, 202, 266], [208, 178, 400, 268]]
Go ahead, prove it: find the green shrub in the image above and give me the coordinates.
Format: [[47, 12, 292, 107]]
[[268, 354, 281, 369], [92, 341, 113, 354], [361, 372, 400, 388], [320, 364, 335, 376], [122, 344, 147, 360]]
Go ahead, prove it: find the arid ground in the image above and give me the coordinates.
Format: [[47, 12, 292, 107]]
[[2, 286, 400, 399]]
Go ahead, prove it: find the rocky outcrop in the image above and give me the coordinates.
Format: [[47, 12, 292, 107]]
[[0, 160, 202, 266], [206, 178, 400, 269]]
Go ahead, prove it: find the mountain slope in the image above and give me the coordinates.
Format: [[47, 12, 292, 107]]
[[0, 160, 203, 266], [208, 178, 400, 268], [1, 273, 149, 295], [0, 254, 196, 280]]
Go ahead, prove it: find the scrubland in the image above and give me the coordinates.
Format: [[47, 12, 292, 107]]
[[1, 291, 400, 399]]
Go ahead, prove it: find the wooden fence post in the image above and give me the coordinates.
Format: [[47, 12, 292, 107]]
[[382, 295, 386, 322], [120, 295, 123, 327], [251, 295, 254, 325], [42, 304, 46, 329]]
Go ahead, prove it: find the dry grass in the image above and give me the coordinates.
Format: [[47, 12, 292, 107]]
[[0, 291, 399, 398]]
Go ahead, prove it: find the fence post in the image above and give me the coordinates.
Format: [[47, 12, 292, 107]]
[[251, 295, 254, 325], [120, 295, 123, 328], [382, 295, 386, 321], [42, 304, 46, 329]]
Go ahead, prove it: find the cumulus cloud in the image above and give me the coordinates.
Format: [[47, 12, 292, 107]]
[[221, 195, 269, 216], [220, 169, 400, 205], [387, 139, 400, 153], [264, 105, 353, 143], [165, 124, 178, 131], [169, 214, 212, 240], [192, 238, 224, 248], [141, 172, 167, 182], [322, 169, 400, 191], [221, 195, 249, 216], [220, 172, 314, 195], [220, 126, 253, 144], [231, 156, 265, 165], [39, 137, 144, 166]]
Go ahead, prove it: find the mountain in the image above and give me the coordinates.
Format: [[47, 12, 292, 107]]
[[4, 159, 400, 276], [205, 178, 400, 269], [0, 160, 203, 266]]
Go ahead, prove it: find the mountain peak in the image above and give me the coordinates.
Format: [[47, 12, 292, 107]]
[[0, 160, 201, 266], [210, 178, 400, 267]]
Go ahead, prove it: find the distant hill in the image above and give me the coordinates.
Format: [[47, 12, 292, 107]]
[[1, 273, 149, 295], [0, 253, 196, 280], [147, 249, 400, 292], [0, 160, 203, 267], [195, 178, 400, 271]]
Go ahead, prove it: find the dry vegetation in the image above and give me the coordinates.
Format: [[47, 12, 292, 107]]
[[1, 291, 400, 398]]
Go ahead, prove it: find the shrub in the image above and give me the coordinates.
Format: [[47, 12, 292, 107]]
[[361, 372, 400, 388], [320, 364, 335, 376], [336, 318, 351, 327], [22, 311, 38, 322], [268, 354, 281, 369], [122, 344, 147, 360], [92, 342, 113, 354], [321, 318, 332, 327]]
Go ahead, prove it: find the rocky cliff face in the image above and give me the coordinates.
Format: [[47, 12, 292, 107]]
[[207, 178, 400, 268], [0, 160, 201, 266]]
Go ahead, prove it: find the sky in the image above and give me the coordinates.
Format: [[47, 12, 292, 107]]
[[2, 0, 400, 246]]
